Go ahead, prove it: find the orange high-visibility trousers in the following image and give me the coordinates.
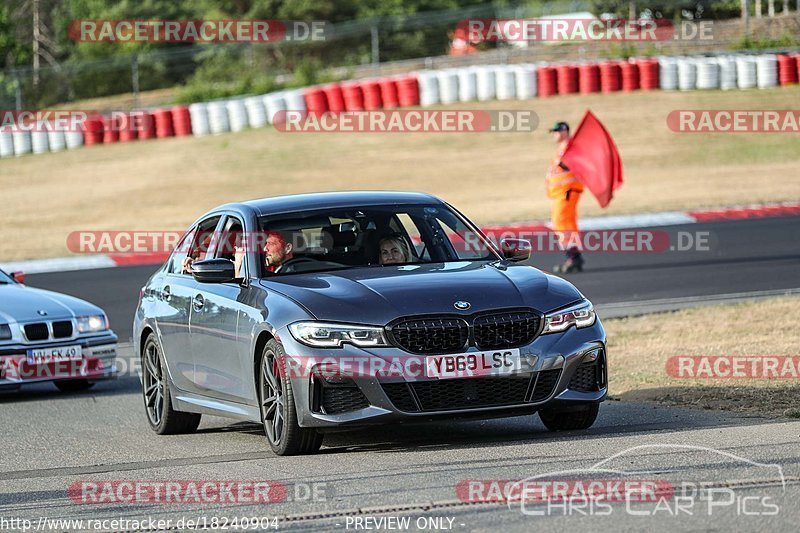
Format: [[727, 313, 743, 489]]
[[551, 190, 582, 250]]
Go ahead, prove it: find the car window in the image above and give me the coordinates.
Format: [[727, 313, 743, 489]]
[[215, 216, 246, 277], [256, 204, 498, 276], [176, 216, 222, 275], [167, 227, 196, 274]]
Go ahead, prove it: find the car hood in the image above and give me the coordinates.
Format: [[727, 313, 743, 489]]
[[260, 262, 584, 325], [0, 284, 103, 324]]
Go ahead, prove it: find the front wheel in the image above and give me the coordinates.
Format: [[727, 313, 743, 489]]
[[539, 402, 599, 431], [141, 334, 201, 435], [259, 339, 323, 456]]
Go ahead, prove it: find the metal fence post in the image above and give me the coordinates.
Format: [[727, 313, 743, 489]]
[[14, 69, 22, 111], [131, 54, 140, 109], [371, 23, 380, 64]]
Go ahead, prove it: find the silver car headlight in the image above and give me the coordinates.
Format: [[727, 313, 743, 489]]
[[76, 315, 108, 333], [289, 322, 389, 348], [542, 300, 596, 334], [0, 324, 11, 341]]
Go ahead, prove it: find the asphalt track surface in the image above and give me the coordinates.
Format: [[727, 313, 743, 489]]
[[2, 215, 799, 532], [24, 215, 800, 339]]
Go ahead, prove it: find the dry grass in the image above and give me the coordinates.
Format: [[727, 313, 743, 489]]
[[1, 86, 799, 261], [605, 296, 800, 418]]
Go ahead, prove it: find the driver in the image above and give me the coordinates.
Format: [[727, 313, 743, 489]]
[[234, 230, 296, 277]]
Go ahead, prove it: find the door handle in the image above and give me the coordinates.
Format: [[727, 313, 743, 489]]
[[162, 285, 171, 300], [192, 293, 205, 311]]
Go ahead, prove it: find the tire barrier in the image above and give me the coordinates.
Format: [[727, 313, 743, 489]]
[[188, 103, 210, 137], [599, 61, 622, 93], [417, 71, 440, 106], [207, 101, 230, 134], [0, 128, 13, 157], [395, 75, 419, 106], [696, 58, 721, 89], [556, 64, 579, 95], [437, 69, 459, 104], [718, 56, 738, 90], [620, 60, 639, 92], [777, 54, 798, 85], [83, 116, 104, 146], [64, 130, 83, 149], [756, 54, 778, 88], [514, 64, 537, 99], [264, 91, 287, 124], [638, 59, 659, 90], [379, 78, 399, 108], [12, 130, 32, 155], [171, 105, 193, 136], [475, 66, 497, 101], [495, 65, 517, 100], [4, 50, 795, 159], [537, 65, 557, 97], [677, 57, 697, 91], [304, 87, 329, 116], [342, 82, 365, 111], [243, 96, 268, 128], [31, 125, 49, 154], [457, 67, 478, 102], [578, 63, 600, 94], [226, 98, 248, 132], [154, 109, 174, 138], [658, 57, 679, 90], [284, 89, 307, 112], [138, 111, 156, 139], [322, 84, 346, 113], [736, 56, 758, 89], [102, 116, 119, 143], [47, 129, 66, 152]]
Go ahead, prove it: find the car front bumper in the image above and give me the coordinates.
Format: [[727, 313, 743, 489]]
[[0, 332, 118, 389], [276, 321, 607, 429]]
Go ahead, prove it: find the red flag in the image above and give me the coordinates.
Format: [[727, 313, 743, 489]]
[[560, 110, 623, 208]]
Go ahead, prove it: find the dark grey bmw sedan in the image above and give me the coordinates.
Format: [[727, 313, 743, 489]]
[[134, 191, 607, 455]]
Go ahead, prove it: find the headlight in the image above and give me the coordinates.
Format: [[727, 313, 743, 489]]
[[0, 324, 11, 341], [289, 322, 388, 348], [542, 301, 596, 334], [76, 315, 108, 333]]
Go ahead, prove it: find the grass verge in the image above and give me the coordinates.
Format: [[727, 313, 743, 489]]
[[605, 296, 800, 418]]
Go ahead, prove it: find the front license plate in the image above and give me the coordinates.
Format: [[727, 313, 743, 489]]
[[26, 345, 83, 364], [425, 349, 521, 379]]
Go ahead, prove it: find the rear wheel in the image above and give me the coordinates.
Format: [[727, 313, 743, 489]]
[[259, 339, 323, 456], [539, 402, 599, 431], [141, 334, 201, 435], [54, 379, 94, 392]]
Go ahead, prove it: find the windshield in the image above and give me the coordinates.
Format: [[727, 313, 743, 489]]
[[251, 204, 501, 276]]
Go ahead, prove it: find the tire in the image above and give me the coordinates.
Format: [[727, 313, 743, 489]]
[[141, 333, 201, 435], [54, 379, 94, 392], [539, 402, 600, 431], [259, 339, 323, 456]]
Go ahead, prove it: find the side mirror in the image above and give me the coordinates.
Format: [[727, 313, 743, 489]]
[[500, 238, 532, 262], [11, 271, 25, 284], [191, 259, 236, 284]]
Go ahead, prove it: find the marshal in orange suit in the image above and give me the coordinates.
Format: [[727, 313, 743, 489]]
[[546, 121, 584, 274]]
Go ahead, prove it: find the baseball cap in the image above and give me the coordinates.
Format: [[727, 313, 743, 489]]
[[549, 121, 570, 132]]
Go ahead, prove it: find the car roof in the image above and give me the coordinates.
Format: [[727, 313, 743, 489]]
[[219, 191, 444, 217]]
